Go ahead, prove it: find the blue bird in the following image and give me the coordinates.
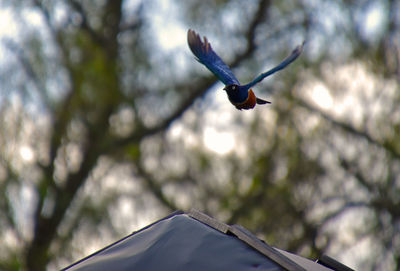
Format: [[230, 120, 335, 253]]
[[187, 29, 304, 110]]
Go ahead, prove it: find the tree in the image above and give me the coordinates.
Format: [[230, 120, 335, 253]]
[[0, 0, 399, 270]]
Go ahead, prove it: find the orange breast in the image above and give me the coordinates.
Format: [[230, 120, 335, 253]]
[[233, 89, 257, 110]]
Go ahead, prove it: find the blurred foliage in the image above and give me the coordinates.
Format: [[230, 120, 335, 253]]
[[0, 0, 399, 270]]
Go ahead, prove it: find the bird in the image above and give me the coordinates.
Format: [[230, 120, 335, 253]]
[[187, 29, 304, 110]]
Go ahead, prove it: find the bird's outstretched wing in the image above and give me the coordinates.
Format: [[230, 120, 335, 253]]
[[187, 29, 240, 86], [243, 42, 305, 89]]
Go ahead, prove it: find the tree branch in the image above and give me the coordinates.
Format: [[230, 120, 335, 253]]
[[231, 0, 271, 66], [135, 161, 179, 212], [26, 125, 102, 270], [110, 78, 215, 151], [67, 0, 107, 48], [297, 98, 400, 161], [25, 1, 124, 269]]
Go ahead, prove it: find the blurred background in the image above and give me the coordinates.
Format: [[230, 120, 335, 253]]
[[0, 0, 399, 270]]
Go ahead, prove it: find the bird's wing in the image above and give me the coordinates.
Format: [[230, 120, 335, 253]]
[[187, 29, 240, 86], [243, 42, 305, 89]]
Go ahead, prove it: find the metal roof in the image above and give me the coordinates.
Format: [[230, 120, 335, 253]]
[[63, 210, 353, 271]]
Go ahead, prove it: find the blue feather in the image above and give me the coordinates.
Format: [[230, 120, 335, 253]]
[[242, 42, 304, 89], [187, 29, 240, 86]]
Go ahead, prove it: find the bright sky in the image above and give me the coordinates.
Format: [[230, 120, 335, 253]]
[[0, 8, 17, 63]]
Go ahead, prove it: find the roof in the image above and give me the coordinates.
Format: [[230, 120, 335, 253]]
[[63, 210, 353, 271]]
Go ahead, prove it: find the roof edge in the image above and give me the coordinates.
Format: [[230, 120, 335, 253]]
[[62, 210, 185, 270], [188, 209, 230, 233], [188, 209, 306, 271]]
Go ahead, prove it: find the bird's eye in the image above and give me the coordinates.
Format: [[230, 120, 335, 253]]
[[232, 85, 236, 90]]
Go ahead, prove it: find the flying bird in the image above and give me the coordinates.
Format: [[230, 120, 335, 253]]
[[187, 29, 304, 110]]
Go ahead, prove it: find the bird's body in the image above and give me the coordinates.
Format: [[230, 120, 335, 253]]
[[231, 88, 257, 110], [187, 29, 304, 110], [225, 85, 267, 110]]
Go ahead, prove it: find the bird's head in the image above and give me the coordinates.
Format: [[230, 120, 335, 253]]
[[223, 84, 239, 93], [223, 84, 249, 103]]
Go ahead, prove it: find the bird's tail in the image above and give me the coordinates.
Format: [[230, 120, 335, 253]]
[[256, 97, 271, 105]]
